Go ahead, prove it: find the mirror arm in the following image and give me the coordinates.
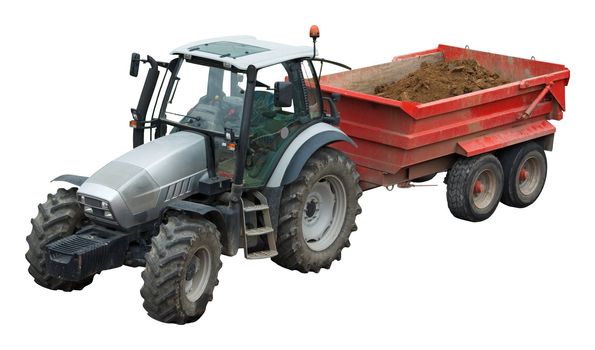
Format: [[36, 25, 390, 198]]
[[322, 93, 341, 126]]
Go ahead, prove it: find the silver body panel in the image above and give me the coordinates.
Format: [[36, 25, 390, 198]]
[[79, 131, 208, 229]]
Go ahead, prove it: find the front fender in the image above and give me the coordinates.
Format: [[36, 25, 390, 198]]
[[266, 122, 356, 188], [163, 200, 225, 232], [162, 200, 238, 256], [52, 174, 88, 187]]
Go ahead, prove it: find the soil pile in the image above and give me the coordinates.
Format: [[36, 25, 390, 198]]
[[374, 59, 508, 103]]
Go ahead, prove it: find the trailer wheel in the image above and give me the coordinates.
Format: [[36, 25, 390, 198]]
[[25, 188, 94, 291], [446, 154, 503, 222], [273, 148, 362, 273], [141, 214, 222, 324], [499, 142, 547, 208]]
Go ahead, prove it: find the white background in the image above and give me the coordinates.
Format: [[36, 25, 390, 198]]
[[1, 1, 593, 349]]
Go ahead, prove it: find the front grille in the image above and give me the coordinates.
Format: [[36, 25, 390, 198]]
[[84, 197, 102, 208], [78, 195, 115, 222]]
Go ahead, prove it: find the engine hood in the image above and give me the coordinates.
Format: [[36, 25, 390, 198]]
[[79, 131, 208, 228]]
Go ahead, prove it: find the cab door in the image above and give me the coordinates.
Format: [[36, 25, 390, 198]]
[[243, 60, 322, 188]]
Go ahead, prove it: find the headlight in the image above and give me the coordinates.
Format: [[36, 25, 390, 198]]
[[78, 195, 115, 221]]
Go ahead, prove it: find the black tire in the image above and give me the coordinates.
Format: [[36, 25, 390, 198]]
[[411, 173, 437, 183], [272, 147, 362, 273], [446, 154, 504, 222], [499, 142, 547, 208], [141, 214, 222, 324], [25, 188, 94, 291]]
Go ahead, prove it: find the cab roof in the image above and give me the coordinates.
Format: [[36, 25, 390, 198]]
[[171, 36, 314, 70]]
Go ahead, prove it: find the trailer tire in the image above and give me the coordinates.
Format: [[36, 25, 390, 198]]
[[273, 147, 362, 273], [141, 214, 222, 324], [499, 142, 547, 208], [25, 188, 94, 291], [446, 154, 503, 222]]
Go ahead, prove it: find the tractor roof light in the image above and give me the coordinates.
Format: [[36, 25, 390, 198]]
[[309, 25, 320, 41], [309, 25, 320, 58]]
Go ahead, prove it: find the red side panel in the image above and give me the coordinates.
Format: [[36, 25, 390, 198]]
[[320, 45, 569, 187]]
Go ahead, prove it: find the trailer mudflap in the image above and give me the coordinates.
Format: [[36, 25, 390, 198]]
[[456, 120, 556, 157], [46, 226, 129, 281]]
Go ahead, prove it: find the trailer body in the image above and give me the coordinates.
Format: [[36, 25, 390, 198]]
[[319, 45, 570, 189]]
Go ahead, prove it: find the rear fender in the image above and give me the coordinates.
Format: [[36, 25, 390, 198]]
[[266, 122, 356, 188]]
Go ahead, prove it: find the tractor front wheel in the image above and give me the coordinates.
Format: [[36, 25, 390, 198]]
[[25, 188, 94, 291], [141, 214, 222, 324]]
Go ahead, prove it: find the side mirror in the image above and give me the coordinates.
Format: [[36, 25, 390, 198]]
[[274, 81, 293, 108], [130, 53, 140, 77]]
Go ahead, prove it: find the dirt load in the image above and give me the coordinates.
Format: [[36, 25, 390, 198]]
[[374, 59, 508, 103]]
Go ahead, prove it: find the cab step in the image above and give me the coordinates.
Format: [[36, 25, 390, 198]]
[[243, 204, 270, 212], [242, 191, 278, 260], [246, 250, 278, 259], [245, 226, 274, 236]]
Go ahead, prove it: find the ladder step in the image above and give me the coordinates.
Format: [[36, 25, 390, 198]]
[[245, 227, 274, 236], [246, 250, 278, 259], [244, 204, 269, 212]]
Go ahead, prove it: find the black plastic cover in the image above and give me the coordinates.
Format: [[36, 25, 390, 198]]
[[46, 226, 128, 281]]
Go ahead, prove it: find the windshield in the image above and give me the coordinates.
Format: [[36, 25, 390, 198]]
[[164, 61, 247, 135]]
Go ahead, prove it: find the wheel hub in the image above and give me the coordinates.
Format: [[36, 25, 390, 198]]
[[519, 167, 528, 182], [473, 180, 484, 194], [304, 198, 320, 222], [301, 176, 347, 252], [471, 169, 497, 209], [518, 156, 541, 196], [184, 247, 211, 303]]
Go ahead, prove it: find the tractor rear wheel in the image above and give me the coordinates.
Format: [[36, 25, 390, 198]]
[[446, 154, 504, 222], [141, 214, 222, 324], [272, 148, 362, 273], [499, 142, 547, 208], [25, 188, 94, 291]]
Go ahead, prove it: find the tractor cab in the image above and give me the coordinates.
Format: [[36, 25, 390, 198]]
[[130, 36, 330, 188]]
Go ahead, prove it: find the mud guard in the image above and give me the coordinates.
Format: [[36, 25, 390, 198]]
[[266, 122, 356, 188], [52, 174, 88, 186], [456, 120, 556, 157], [163, 200, 237, 256]]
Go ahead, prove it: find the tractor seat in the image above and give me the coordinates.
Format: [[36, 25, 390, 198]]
[[252, 91, 276, 120]]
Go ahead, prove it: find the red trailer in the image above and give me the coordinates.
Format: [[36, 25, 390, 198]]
[[320, 45, 570, 221]]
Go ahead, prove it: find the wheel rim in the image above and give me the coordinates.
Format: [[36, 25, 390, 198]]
[[518, 156, 542, 196], [302, 175, 347, 252], [184, 246, 212, 302], [471, 169, 497, 209]]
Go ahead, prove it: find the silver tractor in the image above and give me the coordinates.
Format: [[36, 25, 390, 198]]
[[26, 32, 362, 324]]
